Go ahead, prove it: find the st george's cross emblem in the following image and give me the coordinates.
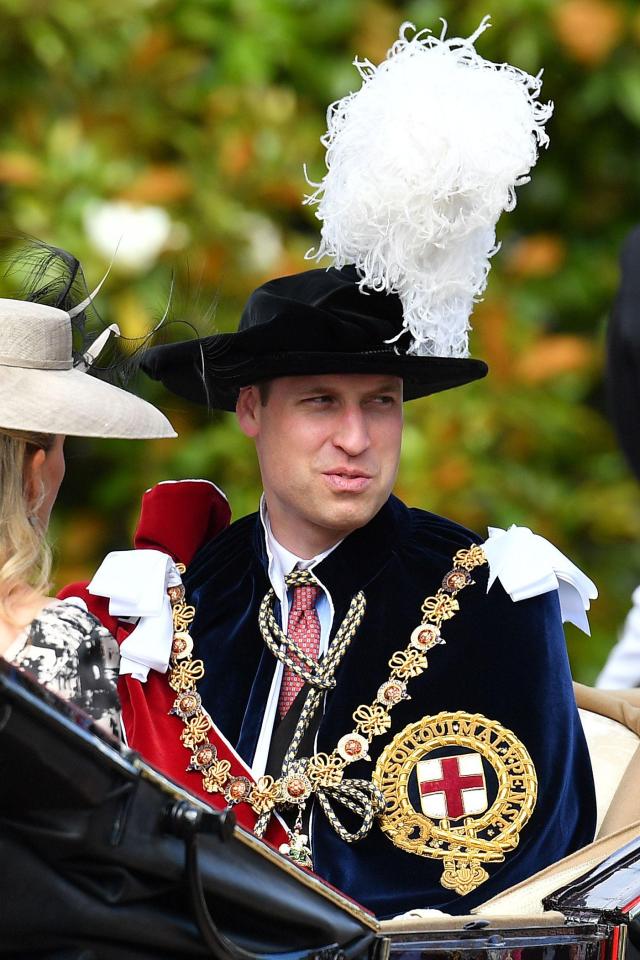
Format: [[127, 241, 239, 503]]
[[373, 711, 538, 896], [417, 753, 488, 820]]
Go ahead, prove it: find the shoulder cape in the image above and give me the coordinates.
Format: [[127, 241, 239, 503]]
[[59, 480, 288, 848]]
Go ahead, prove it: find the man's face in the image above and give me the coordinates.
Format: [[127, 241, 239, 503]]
[[236, 373, 403, 558]]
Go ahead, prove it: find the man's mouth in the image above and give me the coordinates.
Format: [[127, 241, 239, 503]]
[[322, 470, 373, 492]]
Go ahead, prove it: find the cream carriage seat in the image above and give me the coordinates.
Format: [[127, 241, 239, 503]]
[[574, 682, 640, 839], [473, 683, 640, 917]]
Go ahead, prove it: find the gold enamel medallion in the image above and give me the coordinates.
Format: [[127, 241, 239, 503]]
[[372, 711, 537, 896]]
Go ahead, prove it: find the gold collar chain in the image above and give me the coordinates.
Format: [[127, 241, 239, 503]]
[[166, 544, 487, 857]]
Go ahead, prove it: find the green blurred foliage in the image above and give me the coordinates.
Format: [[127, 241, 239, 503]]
[[1, 0, 640, 681]]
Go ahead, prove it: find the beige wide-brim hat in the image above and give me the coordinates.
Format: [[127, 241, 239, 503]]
[[0, 299, 176, 439]]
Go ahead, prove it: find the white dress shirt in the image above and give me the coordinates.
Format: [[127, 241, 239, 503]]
[[251, 497, 342, 778], [597, 585, 640, 689]]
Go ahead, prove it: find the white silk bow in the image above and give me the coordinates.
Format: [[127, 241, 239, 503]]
[[88, 549, 183, 681], [482, 525, 598, 635]]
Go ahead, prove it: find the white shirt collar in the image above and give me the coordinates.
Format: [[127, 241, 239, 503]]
[[259, 495, 340, 605]]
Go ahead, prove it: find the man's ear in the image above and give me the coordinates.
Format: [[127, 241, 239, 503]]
[[24, 447, 46, 508], [236, 386, 261, 438]]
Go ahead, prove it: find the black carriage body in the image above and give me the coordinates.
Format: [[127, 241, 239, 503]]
[[387, 921, 613, 960], [2, 658, 640, 960], [0, 660, 381, 960]]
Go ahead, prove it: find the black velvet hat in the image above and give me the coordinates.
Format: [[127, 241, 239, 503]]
[[142, 266, 488, 412]]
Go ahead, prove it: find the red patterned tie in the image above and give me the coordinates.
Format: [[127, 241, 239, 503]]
[[277, 583, 321, 718]]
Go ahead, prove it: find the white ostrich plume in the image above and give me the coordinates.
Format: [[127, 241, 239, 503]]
[[304, 16, 553, 357]]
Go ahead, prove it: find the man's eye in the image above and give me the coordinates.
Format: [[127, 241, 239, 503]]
[[303, 395, 333, 405], [371, 395, 395, 405]]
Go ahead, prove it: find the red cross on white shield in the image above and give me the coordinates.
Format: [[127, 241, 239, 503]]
[[417, 753, 488, 821]]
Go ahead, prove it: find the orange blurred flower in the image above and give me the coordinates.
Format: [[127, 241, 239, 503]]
[[506, 234, 567, 277], [515, 335, 596, 383], [552, 0, 624, 65], [123, 165, 192, 204], [219, 133, 254, 178], [0, 152, 41, 185]]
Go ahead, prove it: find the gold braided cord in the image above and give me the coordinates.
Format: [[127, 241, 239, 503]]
[[258, 568, 364, 689], [315, 779, 383, 843], [253, 569, 369, 839], [166, 544, 488, 852]]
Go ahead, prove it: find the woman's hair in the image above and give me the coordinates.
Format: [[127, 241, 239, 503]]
[[0, 429, 55, 622]]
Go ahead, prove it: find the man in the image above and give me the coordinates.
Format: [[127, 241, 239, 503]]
[[136, 264, 597, 918], [71, 19, 597, 918]]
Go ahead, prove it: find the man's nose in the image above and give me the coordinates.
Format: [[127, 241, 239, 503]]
[[333, 408, 371, 455]]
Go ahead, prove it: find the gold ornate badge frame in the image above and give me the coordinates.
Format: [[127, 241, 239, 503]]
[[373, 710, 537, 895]]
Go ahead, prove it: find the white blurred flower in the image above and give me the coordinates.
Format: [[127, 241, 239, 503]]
[[84, 200, 172, 272], [242, 213, 283, 273]]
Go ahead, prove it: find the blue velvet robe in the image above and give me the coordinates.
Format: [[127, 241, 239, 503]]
[[185, 495, 596, 919]]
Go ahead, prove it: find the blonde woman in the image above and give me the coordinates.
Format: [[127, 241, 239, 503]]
[[0, 256, 175, 736]]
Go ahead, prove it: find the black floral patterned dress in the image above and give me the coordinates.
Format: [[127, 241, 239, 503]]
[[5, 600, 121, 739]]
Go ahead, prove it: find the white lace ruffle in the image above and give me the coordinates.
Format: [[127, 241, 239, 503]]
[[88, 549, 183, 681]]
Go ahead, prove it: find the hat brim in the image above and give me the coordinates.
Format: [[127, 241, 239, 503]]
[[142, 341, 488, 412], [0, 366, 176, 439]]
